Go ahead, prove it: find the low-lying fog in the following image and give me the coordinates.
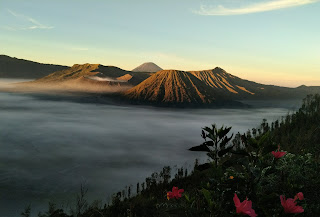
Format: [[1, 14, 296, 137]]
[[0, 78, 131, 95], [0, 79, 301, 216], [86, 76, 128, 82]]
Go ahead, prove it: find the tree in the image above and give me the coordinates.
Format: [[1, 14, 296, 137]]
[[128, 185, 131, 198], [136, 182, 140, 194]]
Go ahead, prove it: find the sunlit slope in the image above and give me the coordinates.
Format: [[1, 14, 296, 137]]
[[124, 70, 219, 104], [189, 67, 257, 96], [34, 63, 151, 85], [124, 67, 320, 105], [15, 60, 320, 101], [35, 64, 102, 82], [189, 67, 318, 100]]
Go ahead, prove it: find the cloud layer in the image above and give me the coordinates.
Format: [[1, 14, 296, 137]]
[[195, 0, 319, 16], [7, 9, 53, 30]]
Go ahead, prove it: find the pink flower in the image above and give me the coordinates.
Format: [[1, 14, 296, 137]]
[[280, 195, 304, 214], [167, 187, 184, 200], [233, 193, 257, 217], [271, 146, 286, 159], [294, 192, 304, 201]]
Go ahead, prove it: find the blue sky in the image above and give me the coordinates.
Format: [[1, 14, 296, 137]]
[[0, 0, 319, 87]]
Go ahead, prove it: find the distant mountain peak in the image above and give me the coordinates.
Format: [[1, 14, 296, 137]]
[[132, 62, 162, 73]]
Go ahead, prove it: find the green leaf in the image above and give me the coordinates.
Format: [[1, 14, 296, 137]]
[[230, 150, 250, 157], [184, 193, 190, 202], [207, 133, 216, 141], [203, 126, 214, 135], [262, 144, 277, 155], [189, 144, 211, 152], [250, 167, 260, 178], [219, 134, 234, 148], [248, 138, 258, 148], [201, 188, 213, 208], [217, 126, 232, 139], [258, 132, 270, 147], [260, 166, 272, 177], [203, 141, 214, 147], [222, 158, 238, 167], [218, 145, 234, 157]]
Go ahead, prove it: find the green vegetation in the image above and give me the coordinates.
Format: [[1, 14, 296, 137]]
[[22, 95, 320, 217]]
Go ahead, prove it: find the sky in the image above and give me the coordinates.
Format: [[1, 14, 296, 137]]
[[0, 0, 319, 87]]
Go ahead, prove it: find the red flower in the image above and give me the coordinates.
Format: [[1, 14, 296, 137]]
[[294, 192, 304, 201], [280, 195, 304, 214], [271, 146, 286, 159], [167, 187, 184, 200], [233, 193, 257, 217]]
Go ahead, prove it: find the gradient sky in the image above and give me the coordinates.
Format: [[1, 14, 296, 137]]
[[0, 0, 319, 87]]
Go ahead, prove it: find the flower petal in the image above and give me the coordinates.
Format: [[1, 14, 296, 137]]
[[233, 193, 240, 207], [295, 192, 304, 201]]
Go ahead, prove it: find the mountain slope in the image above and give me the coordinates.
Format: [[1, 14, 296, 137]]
[[189, 67, 317, 100], [189, 67, 256, 96], [124, 70, 220, 105], [35, 64, 124, 82], [0, 55, 68, 79], [33, 63, 151, 85], [17, 64, 135, 93], [7, 55, 319, 105], [124, 67, 320, 106], [132, 62, 163, 73]]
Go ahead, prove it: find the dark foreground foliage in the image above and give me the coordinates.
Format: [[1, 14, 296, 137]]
[[21, 94, 320, 217]]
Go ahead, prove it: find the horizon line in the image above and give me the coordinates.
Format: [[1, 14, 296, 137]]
[[0, 54, 317, 88]]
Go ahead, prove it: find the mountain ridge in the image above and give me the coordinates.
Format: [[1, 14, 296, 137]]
[[32, 63, 151, 86], [0, 55, 68, 79], [123, 68, 320, 106], [2, 55, 320, 107]]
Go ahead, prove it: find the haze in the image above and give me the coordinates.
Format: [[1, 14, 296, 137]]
[[1, 0, 319, 87], [0, 78, 131, 94], [0, 79, 301, 216]]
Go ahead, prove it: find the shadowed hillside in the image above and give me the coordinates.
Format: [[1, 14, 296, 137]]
[[0, 55, 68, 79]]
